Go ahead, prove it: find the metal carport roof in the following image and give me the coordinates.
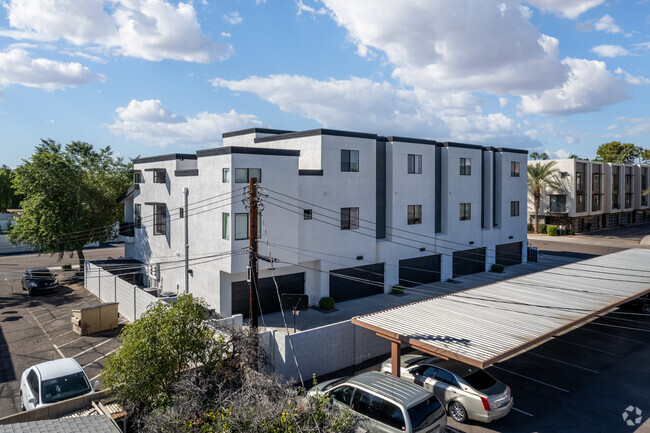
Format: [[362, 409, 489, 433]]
[[352, 249, 650, 369]]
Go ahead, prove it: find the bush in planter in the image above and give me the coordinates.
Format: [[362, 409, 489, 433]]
[[391, 284, 405, 295], [527, 223, 533, 232], [538, 223, 547, 234], [319, 297, 335, 310], [490, 263, 505, 273], [547, 225, 558, 236], [61, 263, 72, 271]]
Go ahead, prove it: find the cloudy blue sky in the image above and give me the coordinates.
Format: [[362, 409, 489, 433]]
[[0, 0, 649, 167]]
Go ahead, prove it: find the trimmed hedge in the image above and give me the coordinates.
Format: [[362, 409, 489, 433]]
[[391, 285, 405, 295], [491, 263, 505, 273], [61, 263, 72, 271], [527, 223, 533, 232], [319, 297, 335, 310], [538, 223, 547, 234], [547, 225, 558, 236]]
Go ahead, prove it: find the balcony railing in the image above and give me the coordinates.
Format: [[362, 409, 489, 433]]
[[119, 221, 135, 238]]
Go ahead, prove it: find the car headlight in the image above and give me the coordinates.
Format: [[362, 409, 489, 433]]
[[29, 282, 38, 287]]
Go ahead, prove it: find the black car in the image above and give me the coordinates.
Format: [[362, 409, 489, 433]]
[[626, 294, 650, 314], [21, 268, 59, 295]]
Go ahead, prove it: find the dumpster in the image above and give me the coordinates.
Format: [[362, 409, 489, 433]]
[[71, 302, 119, 335]]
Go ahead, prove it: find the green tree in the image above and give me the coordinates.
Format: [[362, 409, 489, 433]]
[[595, 141, 642, 164], [0, 165, 21, 213], [569, 154, 579, 159], [102, 295, 228, 408], [9, 140, 130, 267], [528, 161, 561, 234], [642, 149, 650, 164]]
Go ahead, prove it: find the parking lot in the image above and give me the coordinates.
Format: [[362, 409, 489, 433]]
[[0, 272, 123, 418]]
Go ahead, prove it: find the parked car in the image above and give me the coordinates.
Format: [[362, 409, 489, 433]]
[[21, 268, 59, 295], [381, 353, 513, 424], [20, 358, 98, 411], [310, 370, 447, 433]]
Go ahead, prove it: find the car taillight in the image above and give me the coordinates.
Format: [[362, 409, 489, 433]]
[[481, 397, 491, 411]]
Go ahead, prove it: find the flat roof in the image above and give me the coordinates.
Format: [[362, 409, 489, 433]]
[[352, 249, 650, 369]]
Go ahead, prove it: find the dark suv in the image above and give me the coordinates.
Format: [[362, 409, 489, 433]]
[[22, 268, 59, 296]]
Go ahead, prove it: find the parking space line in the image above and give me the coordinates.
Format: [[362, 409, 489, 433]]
[[52, 344, 65, 359], [89, 372, 102, 382], [82, 348, 117, 369], [28, 308, 66, 359], [553, 337, 620, 356], [72, 339, 113, 359], [56, 336, 84, 349], [491, 366, 570, 393], [528, 352, 599, 374], [51, 330, 75, 340], [512, 407, 534, 417], [588, 322, 650, 333], [581, 326, 645, 344]]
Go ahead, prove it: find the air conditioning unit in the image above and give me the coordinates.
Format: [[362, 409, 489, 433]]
[[147, 263, 160, 286]]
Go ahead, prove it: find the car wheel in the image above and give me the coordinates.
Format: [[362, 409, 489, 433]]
[[28, 287, 33, 296], [449, 401, 468, 423], [642, 303, 650, 314], [19, 391, 25, 411]]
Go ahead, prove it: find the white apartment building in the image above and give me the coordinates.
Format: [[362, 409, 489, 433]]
[[118, 128, 528, 317], [527, 159, 650, 232]]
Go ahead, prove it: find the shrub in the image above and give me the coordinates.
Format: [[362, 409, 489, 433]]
[[547, 225, 558, 236], [391, 285, 405, 295], [61, 263, 72, 270], [319, 297, 335, 310], [491, 264, 505, 273], [538, 223, 547, 234], [567, 229, 575, 235], [527, 223, 533, 232]]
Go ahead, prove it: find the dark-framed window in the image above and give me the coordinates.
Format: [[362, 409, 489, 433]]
[[133, 171, 142, 184], [592, 194, 601, 212], [549, 195, 566, 212], [222, 213, 229, 240], [134, 204, 142, 229], [234, 213, 261, 240], [460, 203, 471, 220], [341, 150, 359, 172], [222, 168, 230, 183], [153, 204, 166, 235], [460, 158, 471, 176], [576, 193, 585, 212], [179, 207, 184, 218], [625, 193, 633, 208], [510, 201, 520, 217], [303, 209, 312, 220], [153, 169, 166, 184], [407, 205, 422, 225], [408, 154, 422, 174], [576, 172, 583, 191], [341, 207, 359, 230], [235, 168, 262, 183], [510, 161, 520, 177]]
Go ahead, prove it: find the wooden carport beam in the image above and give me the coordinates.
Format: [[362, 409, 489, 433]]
[[391, 341, 401, 378]]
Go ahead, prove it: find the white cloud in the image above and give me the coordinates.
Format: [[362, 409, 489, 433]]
[[221, 32, 231, 38], [590, 44, 630, 57], [635, 42, 650, 50], [623, 118, 650, 135], [614, 67, 650, 85], [553, 148, 572, 158], [0, 0, 229, 63], [223, 11, 243, 25], [108, 99, 262, 146], [595, 14, 622, 33], [607, 124, 618, 130], [520, 58, 628, 115], [0, 48, 105, 91], [61, 50, 108, 63], [296, 0, 328, 16], [524, 0, 605, 19], [499, 97, 508, 107]]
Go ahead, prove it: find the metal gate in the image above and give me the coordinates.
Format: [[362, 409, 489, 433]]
[[577, 219, 584, 232], [232, 273, 305, 316], [495, 242, 522, 266], [588, 217, 599, 231], [608, 214, 618, 227], [329, 263, 385, 302], [399, 255, 441, 288], [621, 213, 629, 225], [452, 248, 486, 278]]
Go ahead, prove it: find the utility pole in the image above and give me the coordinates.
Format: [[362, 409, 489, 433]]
[[184, 187, 189, 294], [248, 178, 259, 328]]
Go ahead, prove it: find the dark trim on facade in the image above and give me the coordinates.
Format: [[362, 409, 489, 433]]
[[175, 169, 199, 177], [376, 140, 387, 239], [134, 154, 196, 164], [493, 155, 497, 227], [254, 128, 378, 144], [386, 136, 438, 146], [196, 146, 300, 158], [222, 127, 295, 138], [117, 184, 139, 204], [144, 167, 166, 172], [442, 141, 484, 150], [495, 147, 528, 155], [144, 201, 166, 206], [298, 169, 324, 176], [435, 146, 442, 233], [481, 150, 486, 229]]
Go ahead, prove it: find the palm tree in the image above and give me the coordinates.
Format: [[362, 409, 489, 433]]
[[528, 161, 562, 233]]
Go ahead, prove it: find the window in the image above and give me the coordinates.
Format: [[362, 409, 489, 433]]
[[460, 158, 471, 175], [351, 390, 382, 419], [222, 168, 230, 183], [434, 369, 459, 388], [592, 194, 601, 212], [510, 161, 520, 177], [179, 207, 184, 219], [340, 207, 359, 230], [330, 385, 354, 406], [222, 213, 229, 240], [341, 150, 359, 172], [625, 193, 632, 208], [377, 401, 406, 430], [133, 171, 142, 183], [134, 204, 142, 229], [153, 169, 166, 184], [549, 195, 566, 212], [408, 205, 422, 225], [235, 168, 262, 183], [154, 204, 166, 235], [576, 193, 585, 212], [27, 370, 39, 402], [576, 172, 583, 191], [234, 213, 262, 240], [303, 209, 312, 220], [510, 201, 520, 217], [408, 154, 422, 174], [459, 203, 471, 220]]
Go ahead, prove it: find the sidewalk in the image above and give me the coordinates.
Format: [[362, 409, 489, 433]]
[[527, 233, 650, 249]]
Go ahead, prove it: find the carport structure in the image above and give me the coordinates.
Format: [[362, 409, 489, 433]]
[[352, 249, 650, 376]]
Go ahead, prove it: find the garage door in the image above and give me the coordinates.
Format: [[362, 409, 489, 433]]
[[495, 242, 522, 266], [453, 248, 486, 278], [232, 273, 304, 316], [329, 263, 384, 302], [399, 255, 441, 288]]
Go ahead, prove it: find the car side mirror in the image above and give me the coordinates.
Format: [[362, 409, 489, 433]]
[[92, 380, 100, 391], [28, 397, 37, 405]]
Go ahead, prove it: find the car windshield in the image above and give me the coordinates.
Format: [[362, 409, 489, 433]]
[[41, 372, 91, 404], [462, 369, 497, 391], [408, 396, 442, 432], [30, 272, 55, 280]]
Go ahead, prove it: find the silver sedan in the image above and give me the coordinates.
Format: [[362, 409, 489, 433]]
[[381, 353, 513, 424]]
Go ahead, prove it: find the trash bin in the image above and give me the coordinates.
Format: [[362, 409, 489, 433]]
[[71, 302, 119, 335]]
